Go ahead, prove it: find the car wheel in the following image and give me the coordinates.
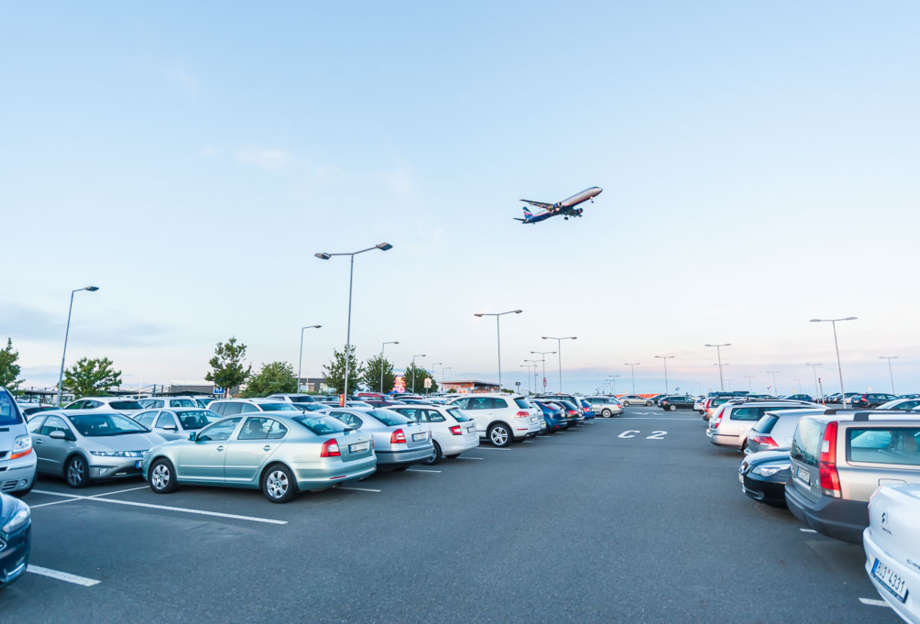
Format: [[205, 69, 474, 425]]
[[669, 405, 677, 411], [645, 401, 652, 406], [488, 423, 512, 448], [261, 464, 297, 503], [623, 401, 630, 407], [65, 455, 89, 488], [424, 441, 442, 465], [601, 409, 612, 418], [148, 458, 177, 494]]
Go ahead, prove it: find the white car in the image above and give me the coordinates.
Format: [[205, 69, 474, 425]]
[[877, 398, 920, 412], [139, 396, 199, 410], [864, 484, 920, 623], [706, 400, 819, 450], [388, 404, 480, 462], [447, 393, 542, 447], [583, 396, 623, 417], [64, 397, 146, 416]]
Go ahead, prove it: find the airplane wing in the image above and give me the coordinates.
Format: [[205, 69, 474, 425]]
[[519, 199, 554, 210]]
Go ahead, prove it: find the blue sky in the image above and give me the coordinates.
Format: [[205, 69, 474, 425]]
[[3, 2, 919, 395]]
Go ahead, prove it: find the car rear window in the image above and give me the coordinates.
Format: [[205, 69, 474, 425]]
[[514, 398, 531, 409], [367, 409, 409, 426], [293, 415, 346, 435], [729, 406, 766, 421], [711, 398, 729, 407], [109, 400, 144, 410], [753, 414, 779, 434], [791, 418, 825, 466], [257, 403, 299, 412], [446, 408, 470, 422], [847, 427, 920, 466]]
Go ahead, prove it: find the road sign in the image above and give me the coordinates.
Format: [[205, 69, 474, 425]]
[[423, 377, 432, 389], [213, 386, 224, 395]]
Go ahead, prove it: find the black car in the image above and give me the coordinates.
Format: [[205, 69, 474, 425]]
[[659, 395, 695, 411], [782, 394, 813, 402], [739, 450, 790, 507], [0, 493, 31, 587], [852, 392, 897, 408]]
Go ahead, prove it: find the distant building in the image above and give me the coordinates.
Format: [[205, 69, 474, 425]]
[[297, 377, 332, 393], [440, 380, 500, 394]]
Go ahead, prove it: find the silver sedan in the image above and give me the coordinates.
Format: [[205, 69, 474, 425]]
[[325, 408, 433, 469]]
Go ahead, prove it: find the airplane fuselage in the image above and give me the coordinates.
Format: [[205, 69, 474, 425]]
[[516, 186, 603, 224]]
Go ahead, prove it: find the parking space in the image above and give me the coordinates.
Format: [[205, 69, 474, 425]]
[[0, 406, 899, 622]]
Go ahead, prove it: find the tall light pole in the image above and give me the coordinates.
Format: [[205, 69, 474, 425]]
[[879, 355, 899, 394], [810, 316, 857, 406], [607, 374, 621, 395], [315, 242, 393, 405], [410, 353, 427, 393], [624, 362, 640, 394], [521, 361, 538, 394], [530, 350, 556, 394], [379, 340, 399, 393], [765, 370, 780, 395], [805, 362, 822, 400], [475, 310, 522, 390], [704, 343, 731, 391], [654, 355, 675, 394], [542, 336, 576, 392], [297, 324, 322, 392], [57, 285, 100, 406], [744, 375, 754, 391]]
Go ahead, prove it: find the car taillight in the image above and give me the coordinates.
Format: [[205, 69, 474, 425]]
[[516, 410, 529, 418], [449, 425, 462, 435], [818, 421, 841, 497], [711, 407, 725, 428], [320, 438, 340, 457], [751, 433, 778, 448], [390, 429, 407, 444], [567, 409, 577, 416]]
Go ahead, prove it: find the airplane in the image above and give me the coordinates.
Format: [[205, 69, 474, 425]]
[[514, 186, 603, 224]]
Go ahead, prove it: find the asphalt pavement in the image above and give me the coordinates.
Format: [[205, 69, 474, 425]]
[[0, 407, 899, 623]]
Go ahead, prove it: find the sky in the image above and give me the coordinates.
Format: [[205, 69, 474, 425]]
[[2, 2, 919, 396]]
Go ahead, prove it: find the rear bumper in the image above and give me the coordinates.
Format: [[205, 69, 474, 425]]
[[707, 430, 741, 448], [0, 524, 31, 586], [438, 436, 479, 456], [863, 527, 920, 623], [376, 444, 434, 466], [785, 485, 868, 543], [295, 455, 378, 490]]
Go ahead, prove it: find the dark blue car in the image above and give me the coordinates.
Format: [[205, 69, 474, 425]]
[[0, 492, 31, 587], [578, 399, 596, 420], [533, 400, 568, 432]]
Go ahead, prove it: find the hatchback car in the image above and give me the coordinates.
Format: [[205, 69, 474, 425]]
[[326, 408, 433, 468], [532, 400, 568, 431], [738, 449, 790, 507], [786, 412, 920, 542], [620, 395, 652, 407], [448, 394, 543, 447], [64, 397, 145, 416], [659, 395, 696, 411], [877, 397, 920, 412], [133, 408, 220, 441], [853, 393, 899, 409], [144, 412, 376, 503], [0, 492, 31, 587], [209, 398, 308, 418], [139, 396, 199, 410], [0, 388, 36, 496], [28, 410, 165, 488], [707, 400, 817, 450], [745, 408, 835, 454], [582, 396, 623, 418], [863, 484, 920, 622], [388, 404, 479, 463]]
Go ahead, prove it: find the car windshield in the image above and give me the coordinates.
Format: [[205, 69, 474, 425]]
[[293, 415, 347, 435], [178, 410, 218, 430], [67, 412, 148, 436], [514, 398, 532, 409], [0, 391, 22, 426], [257, 403, 300, 412], [368, 409, 409, 426], [446, 407, 470, 422], [109, 400, 144, 410]]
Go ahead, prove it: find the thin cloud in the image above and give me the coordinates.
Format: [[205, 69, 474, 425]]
[[0, 303, 169, 347], [235, 148, 292, 171]]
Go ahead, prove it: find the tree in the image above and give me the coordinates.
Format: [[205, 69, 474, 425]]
[[322, 346, 364, 395], [403, 362, 438, 394], [63, 357, 122, 397], [362, 355, 395, 394], [205, 337, 251, 397], [0, 338, 23, 391], [243, 361, 297, 397]]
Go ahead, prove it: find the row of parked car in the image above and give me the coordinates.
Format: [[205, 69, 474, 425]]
[[0, 386, 628, 588], [698, 392, 920, 622]]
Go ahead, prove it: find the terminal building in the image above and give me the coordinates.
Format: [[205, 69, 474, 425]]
[[439, 380, 500, 394]]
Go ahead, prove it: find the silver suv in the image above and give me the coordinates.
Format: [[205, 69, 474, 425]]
[[786, 411, 920, 543], [707, 400, 818, 450]]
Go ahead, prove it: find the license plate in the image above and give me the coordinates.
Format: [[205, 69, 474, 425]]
[[412, 432, 427, 442], [795, 466, 811, 485], [349, 442, 369, 453], [135, 460, 143, 469], [872, 558, 909, 602]]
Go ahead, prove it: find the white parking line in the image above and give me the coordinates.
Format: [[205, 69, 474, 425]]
[[799, 528, 818, 534], [92, 485, 149, 497], [455, 456, 484, 461], [31, 489, 286, 525], [339, 486, 382, 493], [406, 468, 441, 473], [858, 597, 889, 608], [476, 446, 512, 451], [615, 417, 699, 422], [27, 565, 101, 587]]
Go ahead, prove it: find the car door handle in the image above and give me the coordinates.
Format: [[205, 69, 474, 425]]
[[262, 445, 272, 451], [34, 440, 43, 445], [216, 445, 224, 451]]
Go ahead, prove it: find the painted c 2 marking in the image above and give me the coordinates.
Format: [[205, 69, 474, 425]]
[[617, 430, 640, 439]]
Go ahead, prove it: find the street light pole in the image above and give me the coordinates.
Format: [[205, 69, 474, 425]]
[[315, 242, 393, 406], [805, 362, 822, 400], [521, 360, 538, 394], [542, 336, 576, 392], [297, 324, 322, 392], [474, 310, 522, 390], [607, 374, 621, 395], [654, 355, 675, 394], [57, 285, 99, 406], [410, 353, 427, 393], [810, 317, 857, 406], [765, 370, 780, 395], [379, 340, 399, 393], [530, 350, 556, 394], [704, 343, 731, 391], [624, 362, 640, 394], [879, 356, 898, 394]]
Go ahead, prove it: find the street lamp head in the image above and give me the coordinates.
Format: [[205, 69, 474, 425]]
[[376, 242, 393, 251], [474, 313, 484, 318], [842, 316, 858, 321], [314, 252, 331, 260], [513, 309, 523, 314], [84, 285, 99, 292]]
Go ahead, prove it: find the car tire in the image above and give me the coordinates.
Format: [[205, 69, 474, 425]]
[[601, 409, 612, 418], [424, 441, 442, 465], [645, 401, 652, 407], [487, 422, 512, 448], [623, 401, 630, 407], [65, 455, 89, 488], [669, 405, 677, 411], [261, 464, 297, 504], [148, 458, 178, 494]]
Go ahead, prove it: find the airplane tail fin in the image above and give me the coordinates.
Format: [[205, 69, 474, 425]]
[[522, 207, 533, 217]]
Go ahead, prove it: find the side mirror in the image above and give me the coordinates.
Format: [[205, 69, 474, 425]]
[[188, 431, 198, 441], [49, 430, 67, 440]]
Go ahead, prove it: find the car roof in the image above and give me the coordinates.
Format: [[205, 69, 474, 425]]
[[802, 410, 920, 425]]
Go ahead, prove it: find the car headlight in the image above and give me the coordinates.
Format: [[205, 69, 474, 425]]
[[2, 502, 31, 534], [10, 434, 32, 460], [752, 463, 790, 477], [89, 450, 144, 458]]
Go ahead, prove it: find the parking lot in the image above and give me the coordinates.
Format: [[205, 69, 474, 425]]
[[0, 407, 899, 623]]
